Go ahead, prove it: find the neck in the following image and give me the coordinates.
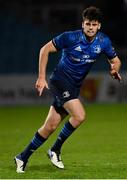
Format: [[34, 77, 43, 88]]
[[84, 32, 98, 42], [85, 35, 95, 42]]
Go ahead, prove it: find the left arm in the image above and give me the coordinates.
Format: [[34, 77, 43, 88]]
[[103, 36, 122, 82], [108, 56, 122, 82]]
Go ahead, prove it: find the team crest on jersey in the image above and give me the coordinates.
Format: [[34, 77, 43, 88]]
[[93, 45, 101, 54]]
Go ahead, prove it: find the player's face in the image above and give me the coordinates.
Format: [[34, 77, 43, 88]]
[[82, 19, 101, 40]]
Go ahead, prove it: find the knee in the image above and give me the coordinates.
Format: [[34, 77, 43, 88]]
[[44, 117, 60, 133], [70, 112, 86, 128], [49, 122, 58, 132], [38, 107, 62, 138], [44, 122, 57, 134], [39, 122, 58, 137], [76, 111, 86, 123]]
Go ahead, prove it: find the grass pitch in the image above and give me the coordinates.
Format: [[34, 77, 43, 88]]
[[0, 104, 127, 179]]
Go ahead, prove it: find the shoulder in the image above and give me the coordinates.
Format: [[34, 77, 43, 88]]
[[97, 31, 112, 44], [52, 30, 82, 49], [63, 29, 82, 39], [63, 29, 82, 45]]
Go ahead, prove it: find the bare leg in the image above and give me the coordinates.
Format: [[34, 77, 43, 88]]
[[15, 105, 67, 168], [38, 105, 67, 138], [50, 99, 86, 153], [64, 99, 86, 128]]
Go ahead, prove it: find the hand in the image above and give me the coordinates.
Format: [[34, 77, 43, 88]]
[[110, 69, 122, 83], [35, 77, 49, 96]]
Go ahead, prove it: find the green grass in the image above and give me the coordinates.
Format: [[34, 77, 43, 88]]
[[0, 104, 127, 179]]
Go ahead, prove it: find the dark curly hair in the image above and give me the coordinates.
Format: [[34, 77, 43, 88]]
[[82, 6, 102, 22]]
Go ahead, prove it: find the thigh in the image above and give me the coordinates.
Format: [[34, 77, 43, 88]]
[[63, 99, 85, 118], [43, 106, 62, 127]]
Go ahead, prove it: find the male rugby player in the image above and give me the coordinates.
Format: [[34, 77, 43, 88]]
[[14, 6, 122, 173]]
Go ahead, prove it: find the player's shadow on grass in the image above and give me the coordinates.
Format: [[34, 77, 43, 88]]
[[29, 164, 62, 172]]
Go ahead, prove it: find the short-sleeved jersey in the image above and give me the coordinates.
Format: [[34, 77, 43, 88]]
[[52, 29, 117, 87]]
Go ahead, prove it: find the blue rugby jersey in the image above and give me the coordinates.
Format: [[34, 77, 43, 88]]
[[52, 30, 117, 87]]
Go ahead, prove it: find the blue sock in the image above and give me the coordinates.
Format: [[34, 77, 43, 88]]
[[20, 132, 46, 162], [51, 121, 76, 153]]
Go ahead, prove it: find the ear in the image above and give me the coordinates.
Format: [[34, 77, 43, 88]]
[[98, 23, 101, 30]]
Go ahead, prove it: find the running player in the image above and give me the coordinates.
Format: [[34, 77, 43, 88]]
[[14, 6, 122, 173]]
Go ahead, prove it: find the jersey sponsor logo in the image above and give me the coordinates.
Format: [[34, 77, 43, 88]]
[[74, 46, 82, 52], [63, 91, 70, 98], [71, 55, 95, 63], [93, 45, 101, 53], [85, 59, 96, 63]]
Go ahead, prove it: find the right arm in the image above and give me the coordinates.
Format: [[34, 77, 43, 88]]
[[36, 31, 71, 96], [35, 41, 57, 96]]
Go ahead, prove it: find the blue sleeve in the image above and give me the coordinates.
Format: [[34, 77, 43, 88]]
[[52, 31, 73, 50], [103, 37, 117, 60]]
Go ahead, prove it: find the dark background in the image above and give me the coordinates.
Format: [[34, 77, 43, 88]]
[[0, 0, 127, 74]]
